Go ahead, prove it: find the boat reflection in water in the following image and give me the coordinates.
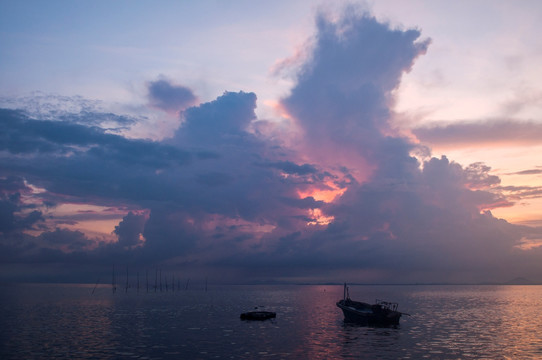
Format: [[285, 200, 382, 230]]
[[336, 283, 409, 326]]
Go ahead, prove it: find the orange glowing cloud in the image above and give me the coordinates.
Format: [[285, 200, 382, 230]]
[[297, 182, 346, 226], [515, 237, 542, 250], [297, 181, 346, 203], [307, 208, 334, 226], [263, 99, 294, 121]]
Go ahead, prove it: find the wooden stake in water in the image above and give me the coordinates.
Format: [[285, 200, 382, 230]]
[[125, 266, 129, 293], [112, 265, 117, 294], [92, 278, 100, 295]]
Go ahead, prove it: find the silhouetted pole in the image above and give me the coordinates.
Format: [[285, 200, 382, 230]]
[[125, 266, 129, 293], [112, 265, 117, 294], [92, 278, 100, 295]]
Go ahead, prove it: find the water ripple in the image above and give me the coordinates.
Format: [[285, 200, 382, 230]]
[[1, 284, 542, 359]]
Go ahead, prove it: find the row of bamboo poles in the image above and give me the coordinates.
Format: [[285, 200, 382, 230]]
[[110, 265, 207, 294]]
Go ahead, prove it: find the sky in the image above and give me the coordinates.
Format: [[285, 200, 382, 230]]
[[1, 0, 542, 284]]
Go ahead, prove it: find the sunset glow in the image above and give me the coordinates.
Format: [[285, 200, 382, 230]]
[[297, 183, 346, 203], [307, 208, 334, 226]]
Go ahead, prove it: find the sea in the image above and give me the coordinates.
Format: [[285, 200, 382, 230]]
[[1, 283, 542, 359]]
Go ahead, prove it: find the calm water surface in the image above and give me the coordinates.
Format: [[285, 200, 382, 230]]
[[1, 283, 542, 359]]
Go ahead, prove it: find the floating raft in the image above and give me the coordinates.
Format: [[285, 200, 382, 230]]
[[240, 311, 276, 321]]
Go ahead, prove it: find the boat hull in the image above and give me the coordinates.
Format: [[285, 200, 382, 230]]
[[337, 300, 402, 325]]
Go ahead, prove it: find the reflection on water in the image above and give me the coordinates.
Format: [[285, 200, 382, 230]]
[[1, 283, 542, 359], [403, 285, 542, 359]]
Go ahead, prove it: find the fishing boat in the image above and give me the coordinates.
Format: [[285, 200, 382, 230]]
[[336, 283, 408, 325]]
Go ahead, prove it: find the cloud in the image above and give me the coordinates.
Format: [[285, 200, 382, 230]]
[[282, 9, 430, 183], [1, 88, 328, 277], [499, 185, 542, 200], [38, 228, 95, 252], [0, 176, 44, 234], [1, 7, 542, 284], [0, 109, 193, 206], [0, 93, 141, 132], [173, 91, 257, 146], [147, 79, 197, 113], [262, 161, 319, 176], [507, 167, 542, 176], [113, 212, 147, 249], [260, 7, 541, 283], [412, 119, 542, 148]]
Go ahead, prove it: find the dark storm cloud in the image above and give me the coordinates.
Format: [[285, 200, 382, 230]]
[[147, 79, 197, 113], [262, 161, 318, 176], [0, 109, 190, 164], [196, 172, 232, 187], [113, 212, 146, 249], [38, 228, 93, 252], [117, 90, 337, 266], [0, 176, 44, 234], [1, 88, 325, 275], [0, 108, 192, 204], [412, 119, 542, 148], [58, 111, 139, 132], [174, 91, 257, 145], [279, 196, 324, 209], [161, 90, 325, 224]]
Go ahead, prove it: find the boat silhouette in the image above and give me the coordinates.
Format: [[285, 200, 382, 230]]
[[336, 283, 409, 325]]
